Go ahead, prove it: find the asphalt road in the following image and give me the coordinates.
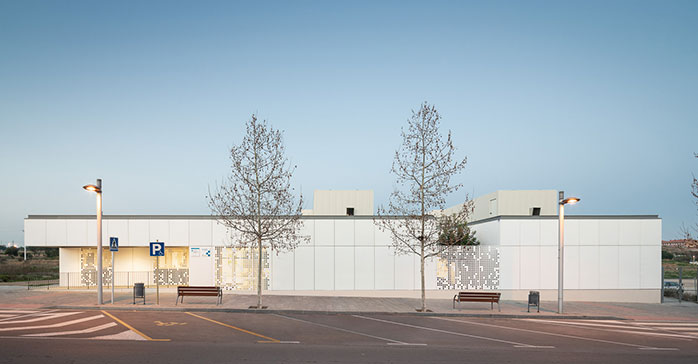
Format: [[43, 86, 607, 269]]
[[1, 308, 697, 363]]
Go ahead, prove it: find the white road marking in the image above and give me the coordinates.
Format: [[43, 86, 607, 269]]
[[353, 315, 548, 348], [521, 319, 655, 331], [0, 310, 39, 314], [275, 314, 424, 346], [644, 326, 698, 331], [23, 322, 118, 337], [0, 314, 104, 332], [636, 322, 698, 327], [607, 329, 695, 340], [638, 347, 680, 351], [92, 330, 147, 341], [436, 317, 676, 351], [0, 312, 81, 325], [0, 310, 57, 323]]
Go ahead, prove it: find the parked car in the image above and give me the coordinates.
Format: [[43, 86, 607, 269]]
[[664, 281, 683, 290]]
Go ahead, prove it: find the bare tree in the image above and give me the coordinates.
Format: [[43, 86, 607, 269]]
[[376, 102, 469, 312], [208, 115, 306, 308]]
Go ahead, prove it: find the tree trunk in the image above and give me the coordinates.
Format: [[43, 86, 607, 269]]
[[420, 246, 426, 312], [257, 236, 263, 308]]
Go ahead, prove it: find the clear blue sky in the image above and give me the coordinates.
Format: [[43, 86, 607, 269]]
[[1, 0, 697, 244]]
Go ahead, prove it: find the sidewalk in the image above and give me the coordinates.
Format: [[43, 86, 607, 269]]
[[2, 286, 697, 320]]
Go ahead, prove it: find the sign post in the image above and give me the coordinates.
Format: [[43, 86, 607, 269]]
[[149, 241, 165, 305], [109, 237, 119, 304]]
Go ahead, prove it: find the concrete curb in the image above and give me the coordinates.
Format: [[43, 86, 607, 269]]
[[46, 305, 624, 320]]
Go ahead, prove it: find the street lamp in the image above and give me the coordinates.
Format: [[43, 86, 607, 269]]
[[83, 179, 103, 305], [558, 191, 580, 314]]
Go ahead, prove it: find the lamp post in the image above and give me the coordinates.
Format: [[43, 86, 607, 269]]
[[558, 191, 580, 314], [83, 179, 103, 305]]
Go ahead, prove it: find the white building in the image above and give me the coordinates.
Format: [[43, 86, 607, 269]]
[[23, 190, 662, 303]]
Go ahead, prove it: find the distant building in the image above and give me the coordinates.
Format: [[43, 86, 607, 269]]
[[662, 239, 698, 249], [24, 189, 662, 303]]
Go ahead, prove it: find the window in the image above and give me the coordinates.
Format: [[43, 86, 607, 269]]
[[531, 207, 541, 216], [346, 207, 355, 216]]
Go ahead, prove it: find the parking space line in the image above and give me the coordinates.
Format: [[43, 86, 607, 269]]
[[101, 311, 170, 342], [435, 317, 676, 350], [275, 314, 423, 346], [185, 312, 281, 343], [354, 315, 547, 348]]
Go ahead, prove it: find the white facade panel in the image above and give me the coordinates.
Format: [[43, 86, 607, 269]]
[[189, 220, 212, 246], [189, 246, 214, 286], [299, 220, 315, 246], [599, 220, 619, 246], [539, 246, 557, 289], [106, 220, 128, 246], [620, 220, 642, 246], [599, 245, 619, 289], [314, 247, 334, 290], [271, 251, 295, 290], [641, 220, 661, 246], [66, 220, 88, 246], [519, 246, 540, 289], [471, 220, 499, 245], [315, 220, 334, 246], [579, 219, 599, 246], [519, 220, 540, 246], [149, 220, 169, 243], [374, 246, 395, 289], [335, 220, 354, 246], [169, 220, 189, 246], [46, 220, 67, 245], [618, 246, 640, 288], [374, 226, 393, 247], [355, 220, 375, 246], [24, 219, 46, 246], [211, 222, 232, 246], [499, 220, 519, 246], [394, 254, 414, 289], [424, 256, 438, 290], [294, 246, 314, 290], [564, 246, 580, 289], [498, 246, 520, 289], [564, 219, 579, 246], [354, 247, 375, 290], [540, 220, 558, 246], [579, 246, 600, 289], [87, 220, 96, 246], [640, 245, 661, 288], [334, 247, 354, 289], [128, 220, 149, 246]]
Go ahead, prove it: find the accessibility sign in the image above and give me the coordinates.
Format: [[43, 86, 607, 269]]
[[109, 237, 119, 252], [150, 242, 165, 256]]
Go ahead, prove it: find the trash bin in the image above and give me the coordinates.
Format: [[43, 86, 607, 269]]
[[133, 283, 145, 305], [528, 291, 540, 313]]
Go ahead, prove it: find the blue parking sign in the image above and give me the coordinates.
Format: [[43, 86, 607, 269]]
[[150, 242, 165, 256], [109, 237, 119, 252]]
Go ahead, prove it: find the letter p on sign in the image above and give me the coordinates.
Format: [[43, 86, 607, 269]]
[[150, 242, 165, 256]]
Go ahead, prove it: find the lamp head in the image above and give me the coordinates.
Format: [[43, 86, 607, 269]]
[[561, 197, 580, 205], [83, 184, 101, 193]]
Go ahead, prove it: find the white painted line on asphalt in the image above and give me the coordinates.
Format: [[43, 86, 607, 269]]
[[0, 314, 103, 332], [637, 322, 698, 327], [274, 314, 424, 346], [353, 315, 546, 349], [23, 322, 117, 337], [0, 310, 39, 314], [0, 310, 57, 323], [648, 327, 698, 331], [608, 329, 695, 340], [521, 319, 656, 331], [638, 347, 680, 351], [436, 317, 676, 351], [259, 341, 301, 344], [91, 330, 147, 341], [0, 311, 80, 325], [387, 343, 428, 346]]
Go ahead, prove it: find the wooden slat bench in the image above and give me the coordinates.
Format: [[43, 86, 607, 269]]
[[453, 292, 501, 311], [176, 286, 222, 305]]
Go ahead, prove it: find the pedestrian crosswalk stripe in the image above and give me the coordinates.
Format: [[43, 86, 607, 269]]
[[0, 314, 103, 332], [23, 322, 118, 337], [0, 312, 81, 325]]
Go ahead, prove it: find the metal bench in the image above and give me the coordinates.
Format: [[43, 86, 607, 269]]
[[176, 286, 223, 305], [453, 292, 501, 311]]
